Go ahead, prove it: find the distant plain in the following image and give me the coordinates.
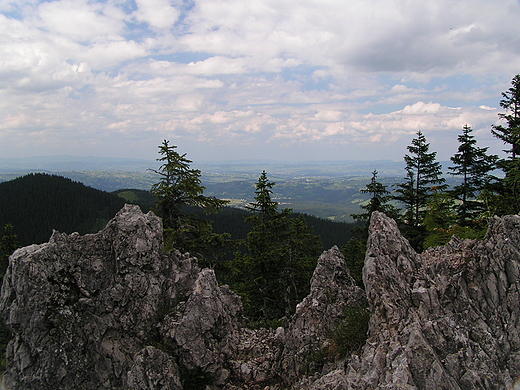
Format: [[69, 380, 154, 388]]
[[0, 156, 417, 222]]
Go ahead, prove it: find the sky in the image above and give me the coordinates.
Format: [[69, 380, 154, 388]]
[[1, 0, 520, 163]]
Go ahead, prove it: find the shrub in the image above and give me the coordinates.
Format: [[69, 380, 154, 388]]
[[327, 305, 369, 359]]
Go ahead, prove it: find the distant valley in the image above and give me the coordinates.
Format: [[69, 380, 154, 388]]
[[0, 156, 411, 222]]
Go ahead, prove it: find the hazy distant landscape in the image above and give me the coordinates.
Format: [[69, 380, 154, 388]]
[[0, 156, 411, 221], [0, 155, 469, 222]]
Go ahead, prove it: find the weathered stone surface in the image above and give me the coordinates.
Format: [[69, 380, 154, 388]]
[[341, 211, 520, 390], [126, 346, 182, 390], [280, 246, 366, 383], [0, 205, 243, 390], [2, 206, 520, 390]]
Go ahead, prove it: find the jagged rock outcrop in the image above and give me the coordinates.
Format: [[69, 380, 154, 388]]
[[2, 206, 520, 390], [341, 211, 520, 390], [0, 205, 243, 390], [222, 247, 366, 389], [280, 246, 366, 383]]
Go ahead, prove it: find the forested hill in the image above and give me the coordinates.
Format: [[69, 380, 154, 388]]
[[0, 173, 126, 246], [1, 174, 358, 250], [114, 190, 359, 252]]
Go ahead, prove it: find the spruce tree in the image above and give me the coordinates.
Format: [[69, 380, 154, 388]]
[[150, 140, 230, 261], [449, 124, 498, 224], [352, 170, 398, 222], [231, 171, 321, 324], [245, 171, 278, 220], [491, 74, 520, 213], [345, 170, 398, 286], [394, 131, 446, 227], [492, 74, 520, 162], [393, 131, 446, 251]]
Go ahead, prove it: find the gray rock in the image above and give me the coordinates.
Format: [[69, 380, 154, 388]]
[[342, 212, 520, 390], [0, 205, 242, 390], [2, 206, 520, 390], [280, 246, 366, 383]]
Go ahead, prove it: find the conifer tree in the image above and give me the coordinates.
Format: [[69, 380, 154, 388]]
[[449, 124, 498, 224], [244, 171, 278, 220], [394, 131, 446, 227], [231, 171, 321, 324], [491, 74, 520, 213], [352, 170, 398, 222], [150, 140, 230, 261], [393, 131, 446, 251], [492, 74, 520, 162], [345, 170, 399, 286]]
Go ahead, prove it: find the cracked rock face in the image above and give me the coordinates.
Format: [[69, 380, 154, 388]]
[[342, 211, 520, 390], [2, 206, 520, 390], [0, 205, 243, 390], [280, 246, 366, 383]]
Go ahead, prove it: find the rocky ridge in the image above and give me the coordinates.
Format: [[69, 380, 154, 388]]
[[1, 206, 520, 389], [349, 211, 520, 389]]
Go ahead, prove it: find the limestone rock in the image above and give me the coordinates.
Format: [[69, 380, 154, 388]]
[[3, 205, 520, 390], [280, 246, 366, 383], [0, 204, 243, 390], [343, 211, 520, 390]]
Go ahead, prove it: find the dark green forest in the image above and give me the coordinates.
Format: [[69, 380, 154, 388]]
[[0, 173, 127, 246], [114, 187, 360, 252], [0, 174, 358, 251]]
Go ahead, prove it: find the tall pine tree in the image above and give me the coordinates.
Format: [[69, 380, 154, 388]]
[[492, 75, 520, 162], [394, 131, 446, 227], [231, 171, 322, 324], [352, 170, 398, 222], [394, 131, 446, 250], [491, 74, 520, 213], [344, 170, 398, 286], [150, 140, 230, 262], [449, 124, 498, 224]]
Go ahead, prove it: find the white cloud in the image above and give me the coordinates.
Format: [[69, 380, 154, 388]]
[[37, 0, 125, 41], [313, 110, 344, 122], [144, 56, 249, 76], [0, 0, 518, 161], [79, 40, 149, 68], [390, 85, 414, 94], [177, 0, 520, 78], [401, 102, 447, 115], [133, 0, 180, 29]]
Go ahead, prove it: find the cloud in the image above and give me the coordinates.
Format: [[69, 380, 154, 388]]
[[390, 85, 414, 94], [133, 0, 180, 29], [79, 41, 149, 68], [401, 102, 447, 115], [144, 56, 249, 76], [37, 0, 126, 41], [178, 0, 520, 78], [0, 0, 518, 161]]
